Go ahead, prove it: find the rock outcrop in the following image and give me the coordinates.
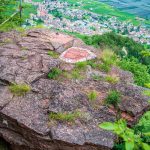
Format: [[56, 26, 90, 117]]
[[0, 29, 149, 150]]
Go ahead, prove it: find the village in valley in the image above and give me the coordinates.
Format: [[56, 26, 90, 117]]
[[24, 0, 150, 45]]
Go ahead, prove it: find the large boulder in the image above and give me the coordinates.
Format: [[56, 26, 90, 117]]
[[0, 29, 149, 150]]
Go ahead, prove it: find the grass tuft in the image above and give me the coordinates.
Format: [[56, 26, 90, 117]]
[[48, 68, 62, 79], [87, 60, 98, 69], [75, 61, 87, 70], [99, 49, 119, 72], [49, 111, 81, 122], [87, 90, 98, 101], [105, 90, 121, 107], [47, 51, 59, 58], [98, 63, 111, 72], [9, 83, 31, 96], [71, 70, 83, 79], [105, 75, 119, 84]]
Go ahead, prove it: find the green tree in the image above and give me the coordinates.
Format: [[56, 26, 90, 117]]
[[0, 0, 37, 31]]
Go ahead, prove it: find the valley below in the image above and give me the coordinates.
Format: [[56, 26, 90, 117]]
[[100, 0, 150, 20]]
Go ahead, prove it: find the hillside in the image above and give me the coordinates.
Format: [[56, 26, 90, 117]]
[[0, 28, 150, 150], [0, 1, 150, 150], [24, 0, 150, 46]]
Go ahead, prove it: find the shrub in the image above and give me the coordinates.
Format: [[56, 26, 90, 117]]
[[87, 91, 98, 101], [119, 58, 150, 87], [99, 119, 150, 150], [134, 111, 150, 143], [105, 75, 119, 84], [48, 51, 59, 58], [105, 90, 121, 107], [9, 83, 31, 96], [49, 111, 80, 122], [48, 68, 62, 79], [81, 32, 150, 66]]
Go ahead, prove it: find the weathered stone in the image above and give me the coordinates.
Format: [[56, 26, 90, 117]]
[[60, 63, 75, 71], [110, 66, 134, 84], [114, 83, 150, 118], [26, 29, 74, 53], [86, 65, 107, 79], [0, 29, 149, 150], [0, 37, 60, 83], [0, 86, 13, 110]]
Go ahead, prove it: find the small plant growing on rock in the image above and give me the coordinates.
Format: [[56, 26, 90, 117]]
[[71, 70, 83, 79], [48, 68, 62, 79], [62, 70, 83, 80], [105, 75, 119, 84], [21, 47, 28, 51], [75, 61, 87, 70], [48, 51, 59, 58], [99, 49, 119, 73], [99, 63, 111, 73], [49, 111, 81, 122], [143, 90, 150, 97], [0, 38, 13, 46], [92, 74, 102, 81], [87, 91, 98, 101], [87, 60, 98, 69], [16, 27, 26, 33], [105, 90, 121, 108], [9, 83, 31, 96], [101, 49, 118, 66]]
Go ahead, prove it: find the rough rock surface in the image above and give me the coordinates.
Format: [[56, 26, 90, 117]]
[[0, 29, 149, 150]]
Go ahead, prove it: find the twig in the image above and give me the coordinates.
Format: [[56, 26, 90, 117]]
[[0, 11, 19, 27]]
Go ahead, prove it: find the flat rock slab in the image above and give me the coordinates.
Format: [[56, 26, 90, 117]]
[[0, 29, 149, 150], [26, 29, 74, 53], [60, 47, 96, 63], [49, 32, 74, 48]]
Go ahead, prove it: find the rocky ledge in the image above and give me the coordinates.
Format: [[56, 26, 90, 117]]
[[0, 29, 149, 150]]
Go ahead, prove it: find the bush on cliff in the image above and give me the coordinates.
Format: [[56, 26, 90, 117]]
[[118, 58, 150, 87]]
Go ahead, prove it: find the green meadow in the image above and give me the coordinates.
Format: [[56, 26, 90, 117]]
[[61, 0, 149, 26]]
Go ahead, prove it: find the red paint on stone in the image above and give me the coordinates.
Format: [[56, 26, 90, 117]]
[[60, 47, 96, 63]]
